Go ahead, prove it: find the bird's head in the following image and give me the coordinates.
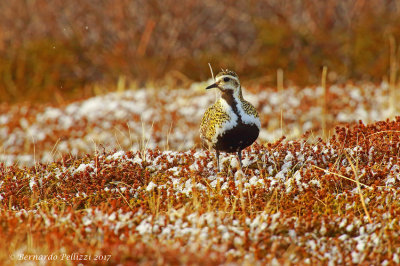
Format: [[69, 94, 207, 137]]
[[206, 69, 241, 97]]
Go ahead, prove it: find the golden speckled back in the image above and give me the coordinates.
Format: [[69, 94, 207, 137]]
[[200, 100, 230, 144]]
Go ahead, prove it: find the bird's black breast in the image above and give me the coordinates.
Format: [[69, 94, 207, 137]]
[[214, 123, 259, 152], [210, 90, 260, 153]]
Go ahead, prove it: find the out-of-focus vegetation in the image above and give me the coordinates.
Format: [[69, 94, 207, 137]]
[[1, 0, 400, 103]]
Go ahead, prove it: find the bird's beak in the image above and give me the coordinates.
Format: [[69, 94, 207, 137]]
[[206, 82, 219, 90]]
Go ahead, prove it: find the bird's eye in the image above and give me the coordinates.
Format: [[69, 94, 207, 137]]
[[223, 77, 230, 82]]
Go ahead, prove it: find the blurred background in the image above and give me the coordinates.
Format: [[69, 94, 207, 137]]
[[1, 0, 400, 104]]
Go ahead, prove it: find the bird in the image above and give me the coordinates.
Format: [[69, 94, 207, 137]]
[[200, 69, 261, 172]]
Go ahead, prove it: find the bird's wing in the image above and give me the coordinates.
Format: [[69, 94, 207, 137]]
[[200, 102, 230, 144], [242, 100, 259, 117]]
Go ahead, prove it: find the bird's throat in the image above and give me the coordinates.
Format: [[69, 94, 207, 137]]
[[221, 91, 242, 122]]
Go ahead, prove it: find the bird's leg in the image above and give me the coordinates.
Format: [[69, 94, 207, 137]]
[[237, 150, 243, 171], [216, 150, 220, 172]]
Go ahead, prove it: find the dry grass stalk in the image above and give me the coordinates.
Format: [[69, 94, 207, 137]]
[[321, 66, 328, 140], [312, 165, 371, 189], [277, 68, 284, 92], [389, 35, 398, 116], [345, 152, 372, 223]]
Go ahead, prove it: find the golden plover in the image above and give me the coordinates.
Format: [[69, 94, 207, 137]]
[[200, 69, 260, 171]]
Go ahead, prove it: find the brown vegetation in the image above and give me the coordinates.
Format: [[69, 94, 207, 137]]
[[1, 0, 400, 103], [1, 118, 400, 264], [2, 1, 400, 264]]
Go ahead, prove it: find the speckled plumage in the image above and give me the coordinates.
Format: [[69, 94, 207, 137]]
[[200, 69, 260, 171], [200, 100, 230, 144]]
